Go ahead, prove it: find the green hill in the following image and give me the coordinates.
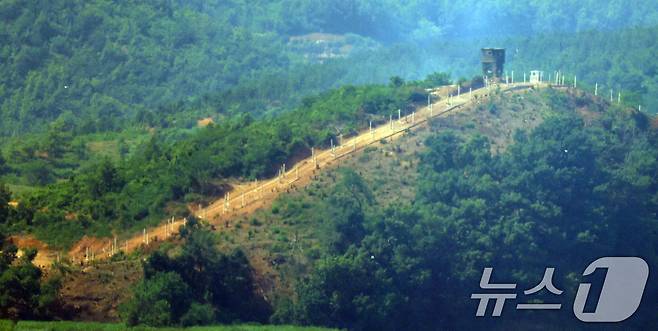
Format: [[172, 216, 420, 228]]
[[2, 0, 658, 136], [1, 1, 658, 329], [235, 88, 658, 330]]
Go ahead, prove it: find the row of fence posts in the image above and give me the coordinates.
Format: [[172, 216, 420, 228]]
[[82, 73, 645, 265], [505, 69, 642, 111], [82, 217, 187, 264]]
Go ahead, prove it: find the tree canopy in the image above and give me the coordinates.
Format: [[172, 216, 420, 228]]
[[283, 94, 658, 330], [122, 222, 269, 327]]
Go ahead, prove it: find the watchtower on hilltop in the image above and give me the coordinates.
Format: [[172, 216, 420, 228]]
[[481, 48, 505, 81]]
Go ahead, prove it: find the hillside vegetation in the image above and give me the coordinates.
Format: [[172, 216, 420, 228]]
[[0, 80, 432, 248], [2, 1, 658, 193], [262, 90, 658, 330], [2, 0, 656, 134], [3, 85, 657, 328], [1, 1, 658, 329], [107, 89, 657, 330]]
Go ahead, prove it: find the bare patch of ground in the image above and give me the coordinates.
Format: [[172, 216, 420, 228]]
[[8, 235, 56, 268], [197, 117, 215, 127], [58, 260, 142, 322]]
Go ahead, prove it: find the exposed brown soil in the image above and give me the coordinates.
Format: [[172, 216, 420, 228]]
[[59, 260, 142, 322], [6, 83, 625, 322], [8, 235, 55, 268], [197, 117, 215, 127], [13, 83, 545, 269]]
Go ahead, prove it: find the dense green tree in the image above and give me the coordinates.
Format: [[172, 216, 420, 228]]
[[123, 272, 192, 327], [180, 303, 215, 327], [389, 76, 405, 88], [289, 96, 658, 329], [21, 160, 52, 186], [85, 159, 124, 198], [418, 72, 452, 89], [0, 184, 9, 224], [0, 237, 61, 320], [0, 155, 7, 175], [295, 252, 395, 330], [125, 224, 269, 327], [2, 81, 428, 246], [326, 169, 373, 253]]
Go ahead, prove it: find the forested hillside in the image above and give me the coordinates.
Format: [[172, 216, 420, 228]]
[[0, 0, 656, 283], [2, 0, 658, 136], [262, 90, 658, 330], [0, 0, 656, 260], [282, 0, 658, 40], [504, 26, 658, 111], [106, 89, 658, 329], [0, 1, 290, 135], [1, 80, 431, 248], [2, 0, 658, 190], [1, 2, 658, 327]]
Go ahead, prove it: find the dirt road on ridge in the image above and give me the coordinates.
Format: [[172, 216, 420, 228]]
[[30, 82, 544, 266]]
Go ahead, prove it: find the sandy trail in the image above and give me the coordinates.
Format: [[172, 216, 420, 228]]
[[31, 83, 543, 266]]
